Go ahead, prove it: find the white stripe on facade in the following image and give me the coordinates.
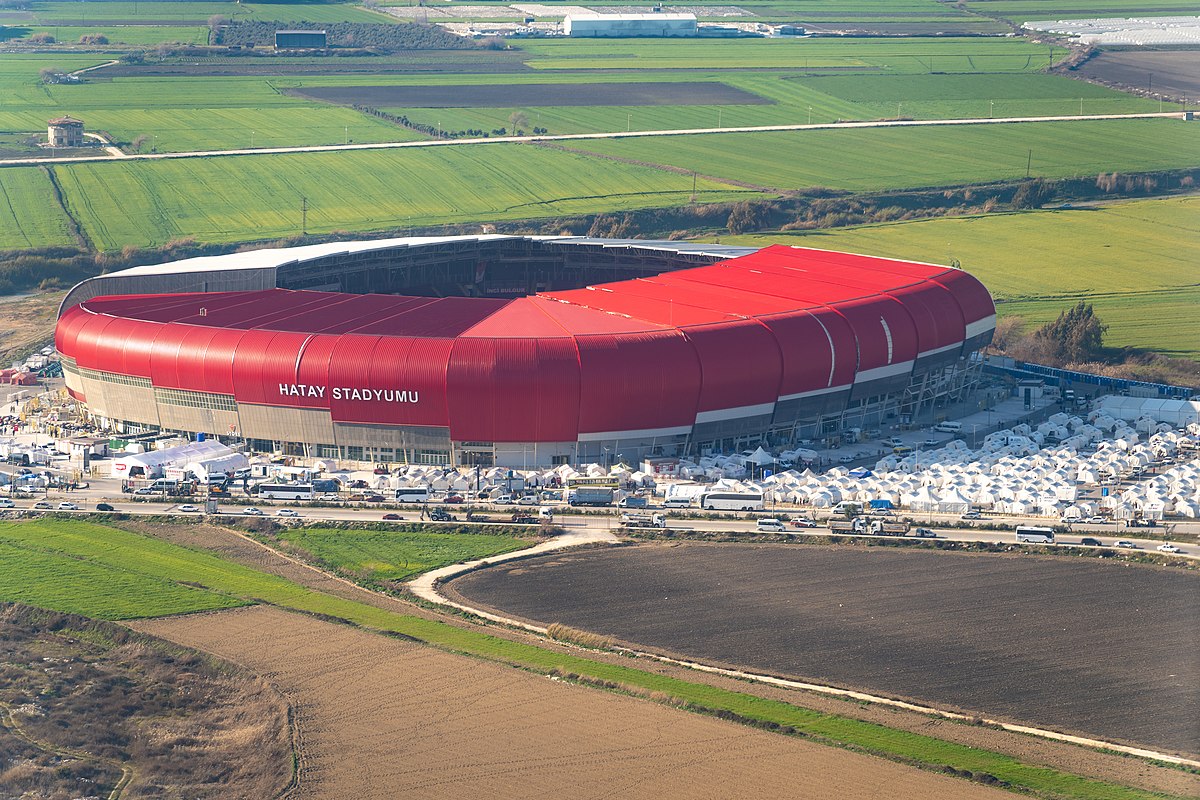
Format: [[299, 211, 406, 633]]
[[694, 402, 776, 425]]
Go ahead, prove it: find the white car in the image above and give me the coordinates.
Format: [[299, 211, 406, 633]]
[[0, 499, 14, 508], [1157, 543, 1182, 553], [493, 494, 513, 505], [275, 508, 299, 517], [517, 495, 539, 505], [57, 502, 79, 510], [242, 507, 263, 516], [1085, 516, 1109, 524], [870, 507, 893, 516], [1113, 540, 1138, 549], [178, 504, 200, 513]]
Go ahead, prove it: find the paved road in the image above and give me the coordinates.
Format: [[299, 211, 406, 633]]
[[1, 111, 1189, 167], [4, 491, 1195, 559]]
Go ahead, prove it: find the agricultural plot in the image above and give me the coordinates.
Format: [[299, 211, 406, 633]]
[[48, 146, 750, 249], [1076, 51, 1200, 102], [293, 81, 773, 108], [13, 24, 209, 45], [732, 197, 1200, 359], [571, 118, 1200, 192], [452, 543, 1200, 754], [133, 604, 1012, 800], [963, 0, 1200, 23], [276, 527, 529, 583], [0, 167, 76, 250], [26, 0, 394, 24]]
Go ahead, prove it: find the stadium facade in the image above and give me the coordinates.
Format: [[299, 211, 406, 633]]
[[56, 235, 995, 467]]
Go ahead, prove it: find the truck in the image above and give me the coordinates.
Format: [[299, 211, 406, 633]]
[[569, 487, 615, 507], [829, 518, 869, 534], [510, 512, 539, 524], [829, 518, 907, 535], [617, 494, 648, 509], [620, 513, 666, 529], [868, 519, 909, 536]]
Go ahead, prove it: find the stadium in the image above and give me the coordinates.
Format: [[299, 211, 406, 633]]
[[55, 235, 995, 468]]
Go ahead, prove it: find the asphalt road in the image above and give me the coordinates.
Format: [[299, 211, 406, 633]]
[[4, 488, 1195, 559], [1, 111, 1189, 167]]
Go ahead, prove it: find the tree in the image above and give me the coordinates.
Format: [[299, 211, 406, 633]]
[[726, 200, 771, 234], [508, 111, 529, 135], [1033, 301, 1107, 364], [1011, 178, 1051, 210]]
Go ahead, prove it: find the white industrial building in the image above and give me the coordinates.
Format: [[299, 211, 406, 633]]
[[563, 13, 698, 37]]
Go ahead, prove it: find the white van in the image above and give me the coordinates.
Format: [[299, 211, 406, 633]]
[[933, 421, 963, 433], [662, 497, 692, 509], [756, 518, 787, 532], [148, 478, 179, 492]]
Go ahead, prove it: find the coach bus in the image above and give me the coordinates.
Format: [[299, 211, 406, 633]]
[[700, 490, 764, 511], [394, 487, 430, 503], [1015, 525, 1055, 544], [254, 483, 314, 501]]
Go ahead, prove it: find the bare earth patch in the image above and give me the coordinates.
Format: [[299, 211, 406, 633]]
[[131, 605, 1011, 800]]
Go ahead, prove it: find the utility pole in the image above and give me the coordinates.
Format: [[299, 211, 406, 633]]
[[1026, 149, 1032, 178], [301, 196, 307, 235], [690, 170, 697, 203]]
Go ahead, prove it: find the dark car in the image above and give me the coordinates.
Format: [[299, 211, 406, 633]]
[[95, 502, 115, 511], [1080, 537, 1103, 546], [911, 527, 937, 538], [382, 513, 403, 521], [364, 494, 385, 503], [443, 494, 465, 503]]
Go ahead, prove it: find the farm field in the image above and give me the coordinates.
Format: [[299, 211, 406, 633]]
[[1075, 51, 1200, 102], [728, 196, 1200, 360], [275, 527, 529, 583], [13, 24, 209, 45], [132, 604, 1012, 800], [451, 542, 1200, 754], [46, 146, 750, 249], [570, 118, 1200, 192], [21, 1, 395, 24], [963, 0, 1200, 23], [2, 517, 1190, 800], [0, 167, 75, 250]]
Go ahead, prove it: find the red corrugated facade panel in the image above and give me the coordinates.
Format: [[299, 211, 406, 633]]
[[54, 304, 89, 357], [359, 336, 453, 428], [446, 337, 581, 442], [70, 314, 119, 373], [326, 334, 382, 416], [147, 324, 189, 389], [199, 328, 244, 395], [804, 306, 859, 388], [574, 331, 700, 435], [682, 320, 782, 412], [929, 269, 996, 326], [232, 330, 305, 406]]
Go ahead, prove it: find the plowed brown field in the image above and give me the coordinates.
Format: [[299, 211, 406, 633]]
[[451, 543, 1200, 755], [132, 606, 1009, 800]]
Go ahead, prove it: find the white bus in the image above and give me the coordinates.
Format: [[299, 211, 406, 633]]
[[1015, 526, 1055, 544], [255, 483, 314, 501], [395, 487, 430, 503], [700, 491, 764, 511]]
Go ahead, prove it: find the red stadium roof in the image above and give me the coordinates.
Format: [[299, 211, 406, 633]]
[[57, 245, 994, 442]]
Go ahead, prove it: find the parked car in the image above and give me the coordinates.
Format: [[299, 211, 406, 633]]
[[923, 438, 939, 447], [178, 504, 199, 513], [837, 453, 855, 464], [1079, 537, 1103, 546], [1157, 543, 1182, 553], [242, 507, 263, 516], [961, 511, 983, 520], [881, 437, 904, 448], [1113, 540, 1138, 549], [134, 486, 155, 495], [382, 513, 403, 521], [790, 518, 818, 529], [275, 508, 299, 517]]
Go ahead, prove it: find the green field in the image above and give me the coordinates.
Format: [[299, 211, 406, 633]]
[[46, 145, 749, 248], [277, 527, 528, 582], [0, 516, 1184, 800], [572, 119, 1200, 192], [0, 167, 75, 250], [727, 197, 1200, 360], [964, 0, 1200, 23], [23, 1, 394, 24], [14, 24, 210, 45]]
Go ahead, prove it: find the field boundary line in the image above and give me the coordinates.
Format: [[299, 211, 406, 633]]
[[1, 111, 1191, 168], [420, 545, 1200, 770]]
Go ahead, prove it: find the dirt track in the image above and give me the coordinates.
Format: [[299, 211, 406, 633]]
[[131, 606, 1011, 800]]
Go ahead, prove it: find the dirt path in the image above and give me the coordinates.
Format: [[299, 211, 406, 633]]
[[121, 522, 1200, 797], [131, 605, 1011, 800]]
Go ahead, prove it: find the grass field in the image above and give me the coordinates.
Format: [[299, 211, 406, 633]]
[[727, 196, 1200, 359], [0, 166, 75, 250], [964, 0, 1200, 23], [0, 517, 1186, 800], [277, 527, 528, 582], [573, 119, 1200, 192], [14, 24, 209, 45], [47, 146, 750, 249], [25, 1, 394, 24]]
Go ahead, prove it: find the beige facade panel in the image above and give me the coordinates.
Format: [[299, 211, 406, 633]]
[[239, 403, 335, 443]]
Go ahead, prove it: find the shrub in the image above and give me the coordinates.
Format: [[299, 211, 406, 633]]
[[545, 622, 613, 650]]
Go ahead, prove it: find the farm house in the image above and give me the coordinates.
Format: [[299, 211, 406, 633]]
[[563, 13, 698, 37]]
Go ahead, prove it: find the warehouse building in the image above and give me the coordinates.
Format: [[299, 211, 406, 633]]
[[274, 29, 327, 49], [563, 13, 698, 37], [56, 236, 994, 467]]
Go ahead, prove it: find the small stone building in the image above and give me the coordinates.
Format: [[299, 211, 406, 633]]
[[47, 116, 84, 147]]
